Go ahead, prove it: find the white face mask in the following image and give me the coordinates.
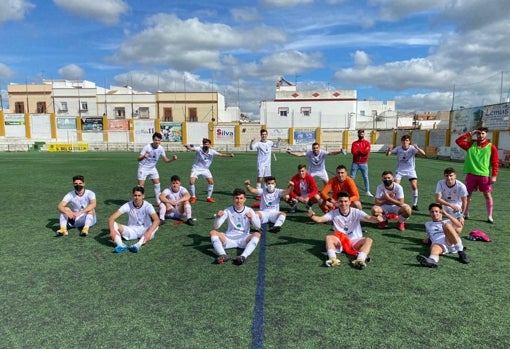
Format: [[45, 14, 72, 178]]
[[266, 184, 276, 192]]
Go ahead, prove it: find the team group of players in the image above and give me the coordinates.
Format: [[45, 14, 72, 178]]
[[56, 127, 498, 268]]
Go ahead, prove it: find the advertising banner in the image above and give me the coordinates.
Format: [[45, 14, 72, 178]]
[[215, 126, 235, 144], [81, 117, 104, 132], [160, 122, 182, 142]]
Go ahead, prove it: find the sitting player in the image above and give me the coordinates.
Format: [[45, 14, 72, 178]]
[[210, 188, 262, 265], [56, 175, 97, 237], [309, 191, 384, 269], [108, 186, 160, 253], [284, 164, 321, 213], [416, 203, 469, 268], [158, 175, 194, 226], [244, 176, 293, 233], [371, 170, 412, 231]]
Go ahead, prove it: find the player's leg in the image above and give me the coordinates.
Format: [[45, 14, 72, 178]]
[[325, 234, 342, 266], [238, 232, 261, 263], [352, 237, 373, 269], [409, 178, 419, 210], [205, 171, 215, 202], [210, 230, 229, 263], [189, 173, 198, 203]]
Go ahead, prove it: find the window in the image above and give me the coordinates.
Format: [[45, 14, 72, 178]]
[[37, 102, 46, 113], [163, 108, 173, 122], [138, 107, 149, 119], [114, 107, 126, 119], [59, 102, 68, 112], [359, 110, 365, 116], [301, 107, 311, 117], [278, 107, 289, 117], [188, 108, 198, 122], [80, 102, 88, 111], [15, 102, 24, 113]]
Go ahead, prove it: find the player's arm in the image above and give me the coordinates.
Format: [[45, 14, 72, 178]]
[[217, 151, 235, 158], [490, 144, 499, 180], [362, 213, 384, 224], [142, 212, 160, 243], [81, 198, 96, 215], [57, 200, 70, 215], [249, 138, 256, 150], [327, 150, 343, 156], [213, 210, 228, 229], [385, 145, 394, 156], [108, 210, 123, 232], [286, 149, 305, 157], [272, 138, 281, 148], [435, 192, 451, 209], [183, 144, 195, 151], [308, 210, 329, 224], [244, 180, 261, 195], [162, 154, 178, 163], [413, 144, 426, 156], [454, 132, 474, 150]]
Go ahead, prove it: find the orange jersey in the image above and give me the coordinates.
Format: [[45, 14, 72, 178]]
[[320, 176, 360, 202]]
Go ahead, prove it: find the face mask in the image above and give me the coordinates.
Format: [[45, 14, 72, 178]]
[[202, 146, 209, 152], [74, 185, 84, 191], [358, 135, 364, 140], [266, 184, 276, 192], [383, 180, 393, 187]]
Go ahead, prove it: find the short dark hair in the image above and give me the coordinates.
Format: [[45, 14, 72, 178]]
[[72, 175, 84, 182], [336, 164, 347, 171], [312, 142, 319, 147], [478, 127, 489, 132], [382, 170, 393, 177], [202, 138, 211, 144], [358, 129, 365, 134], [260, 129, 268, 135], [133, 185, 145, 194], [233, 188, 246, 197], [401, 135, 411, 141], [336, 191, 350, 200], [152, 132, 163, 140], [443, 167, 456, 175], [264, 176, 276, 183], [428, 203, 442, 211], [297, 164, 307, 170], [171, 175, 181, 182]]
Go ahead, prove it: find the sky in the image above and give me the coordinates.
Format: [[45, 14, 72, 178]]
[[2, 0, 510, 119]]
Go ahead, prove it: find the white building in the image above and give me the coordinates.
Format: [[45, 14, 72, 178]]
[[49, 80, 98, 118], [259, 77, 397, 130]]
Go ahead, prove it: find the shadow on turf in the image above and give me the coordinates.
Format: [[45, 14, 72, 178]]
[[184, 233, 218, 261], [104, 199, 128, 206], [93, 228, 114, 248], [46, 218, 59, 233]]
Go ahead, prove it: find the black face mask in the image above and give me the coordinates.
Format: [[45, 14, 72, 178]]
[[202, 146, 209, 152], [383, 180, 393, 187], [74, 185, 84, 191], [358, 136, 364, 140]]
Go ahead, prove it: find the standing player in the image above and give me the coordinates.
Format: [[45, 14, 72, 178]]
[[137, 132, 178, 204], [184, 138, 234, 203], [244, 176, 293, 233], [416, 203, 469, 268], [210, 188, 262, 265], [309, 191, 384, 269], [286, 142, 343, 185], [108, 186, 160, 253], [371, 171, 412, 231], [435, 167, 468, 233], [158, 175, 194, 226], [455, 127, 499, 223], [386, 134, 426, 211], [250, 129, 281, 191], [56, 175, 97, 236], [350, 129, 373, 197]]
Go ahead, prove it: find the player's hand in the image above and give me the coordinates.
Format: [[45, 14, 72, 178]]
[[244, 179, 250, 186], [491, 176, 497, 184], [216, 210, 225, 217], [144, 152, 150, 158], [230, 153, 235, 158], [172, 155, 178, 161]]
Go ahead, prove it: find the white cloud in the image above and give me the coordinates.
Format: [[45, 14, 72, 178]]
[[370, 0, 445, 21], [0, 0, 35, 22], [58, 64, 84, 80], [109, 14, 287, 71], [53, 0, 129, 25], [352, 50, 371, 67]]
